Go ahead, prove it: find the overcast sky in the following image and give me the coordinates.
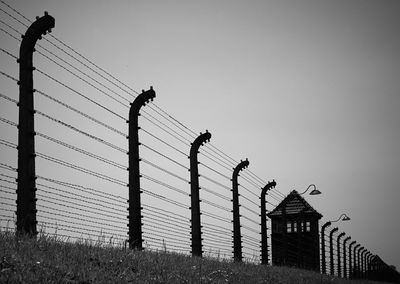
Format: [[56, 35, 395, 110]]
[[1, 0, 400, 270]]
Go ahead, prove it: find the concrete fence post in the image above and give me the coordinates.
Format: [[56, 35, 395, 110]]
[[189, 131, 211, 257], [16, 12, 55, 236], [231, 159, 249, 262], [128, 87, 155, 249]]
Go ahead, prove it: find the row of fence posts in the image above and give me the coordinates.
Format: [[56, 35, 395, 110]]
[[12, 12, 400, 283], [14, 13, 275, 263], [320, 221, 400, 282]]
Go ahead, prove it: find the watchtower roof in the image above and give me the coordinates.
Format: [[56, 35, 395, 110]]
[[267, 190, 322, 219]]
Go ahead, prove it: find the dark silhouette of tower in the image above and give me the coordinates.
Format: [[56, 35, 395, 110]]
[[267, 190, 322, 270]]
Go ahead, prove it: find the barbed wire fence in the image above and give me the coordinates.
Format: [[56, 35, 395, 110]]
[[1, 3, 399, 282], [0, 1, 285, 263]]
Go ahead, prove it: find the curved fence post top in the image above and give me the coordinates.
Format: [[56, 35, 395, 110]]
[[233, 159, 249, 176], [129, 87, 156, 117], [322, 221, 332, 230], [20, 12, 54, 53], [190, 130, 211, 153], [261, 179, 276, 196]]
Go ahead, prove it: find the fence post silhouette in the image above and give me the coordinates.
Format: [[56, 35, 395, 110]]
[[16, 12, 55, 236], [128, 87, 155, 250], [320, 221, 331, 274], [231, 159, 249, 262], [329, 227, 338, 275], [361, 248, 367, 279], [260, 180, 276, 265], [349, 241, 356, 278], [353, 244, 360, 278], [337, 232, 345, 277], [189, 130, 211, 257], [343, 236, 351, 278], [368, 252, 374, 279]]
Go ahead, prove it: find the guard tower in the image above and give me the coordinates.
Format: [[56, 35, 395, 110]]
[[267, 190, 322, 270]]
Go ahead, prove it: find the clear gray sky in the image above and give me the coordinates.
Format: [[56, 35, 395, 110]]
[[1, 0, 399, 270]]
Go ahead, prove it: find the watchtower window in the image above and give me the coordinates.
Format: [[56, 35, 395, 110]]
[[306, 221, 311, 232], [287, 222, 292, 233]]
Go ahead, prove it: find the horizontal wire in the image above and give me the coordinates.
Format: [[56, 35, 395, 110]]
[[34, 108, 127, 153], [246, 169, 286, 199], [0, 138, 17, 148], [36, 175, 126, 202], [142, 188, 187, 210], [37, 202, 126, 226], [37, 213, 126, 234], [241, 173, 284, 201], [38, 224, 127, 243], [0, 92, 17, 104], [199, 174, 231, 192], [37, 187, 125, 217], [35, 45, 131, 105], [142, 204, 189, 223], [239, 193, 260, 208], [240, 215, 259, 226], [241, 204, 259, 217], [143, 211, 189, 230], [241, 234, 260, 244], [141, 158, 189, 184], [202, 231, 232, 244], [143, 214, 189, 232], [141, 110, 192, 144], [202, 240, 232, 251], [202, 224, 231, 236], [0, 174, 17, 181], [0, 116, 17, 128], [140, 115, 190, 147], [201, 199, 231, 213], [0, 46, 18, 60], [199, 161, 231, 181], [141, 174, 188, 197], [0, 162, 17, 172], [37, 193, 125, 220], [0, 2, 29, 27], [35, 68, 126, 120], [0, 187, 15, 195], [36, 152, 126, 187], [143, 223, 189, 241], [241, 225, 259, 235], [200, 184, 231, 202], [202, 211, 231, 224], [38, 220, 126, 238], [0, 24, 21, 43], [0, 196, 15, 203], [199, 151, 233, 173], [0, 69, 18, 82], [142, 235, 190, 250], [35, 89, 126, 137], [36, 181, 125, 211], [140, 128, 187, 157], [36, 132, 126, 170], [142, 230, 189, 246], [202, 146, 237, 170], [140, 143, 188, 170]]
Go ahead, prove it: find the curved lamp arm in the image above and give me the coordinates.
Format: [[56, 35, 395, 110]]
[[331, 213, 351, 223], [299, 184, 321, 195]]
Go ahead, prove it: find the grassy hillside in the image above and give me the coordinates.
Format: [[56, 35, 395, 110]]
[[0, 230, 389, 283]]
